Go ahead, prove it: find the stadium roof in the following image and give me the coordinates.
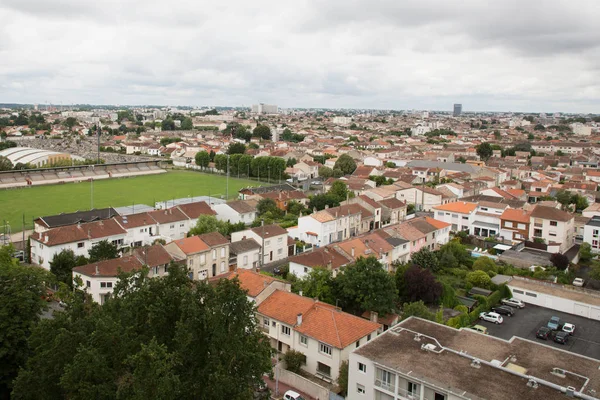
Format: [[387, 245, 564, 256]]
[[0, 147, 82, 165]]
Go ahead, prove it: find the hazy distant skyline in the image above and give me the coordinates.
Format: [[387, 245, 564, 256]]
[[1, 0, 599, 113]]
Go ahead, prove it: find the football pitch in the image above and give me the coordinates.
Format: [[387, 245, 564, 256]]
[[0, 170, 265, 233]]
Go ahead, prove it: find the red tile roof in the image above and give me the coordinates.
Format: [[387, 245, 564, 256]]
[[172, 236, 210, 254], [227, 269, 284, 297], [73, 255, 142, 277], [177, 201, 216, 218], [258, 290, 380, 349], [31, 219, 126, 246]]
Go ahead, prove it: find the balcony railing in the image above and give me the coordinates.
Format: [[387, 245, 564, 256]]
[[374, 379, 395, 393], [259, 325, 270, 333], [534, 223, 543, 228]]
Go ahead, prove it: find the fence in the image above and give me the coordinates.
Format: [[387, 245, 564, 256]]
[[277, 368, 330, 400]]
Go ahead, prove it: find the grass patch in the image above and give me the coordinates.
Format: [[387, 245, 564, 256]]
[[0, 170, 266, 232]]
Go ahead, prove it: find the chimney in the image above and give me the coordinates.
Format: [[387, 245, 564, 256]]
[[43, 234, 48, 243], [325, 205, 329, 209], [370, 311, 378, 323], [95, 265, 99, 275], [299, 290, 303, 297], [297, 313, 303, 326], [351, 247, 355, 257]]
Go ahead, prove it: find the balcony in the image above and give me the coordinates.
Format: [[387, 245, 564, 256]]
[[375, 379, 395, 393], [534, 223, 543, 228], [259, 325, 270, 333]]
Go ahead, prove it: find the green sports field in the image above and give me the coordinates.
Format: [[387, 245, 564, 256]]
[[0, 170, 265, 232]]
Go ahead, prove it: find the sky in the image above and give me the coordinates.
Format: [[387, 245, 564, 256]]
[[1, 0, 599, 113]]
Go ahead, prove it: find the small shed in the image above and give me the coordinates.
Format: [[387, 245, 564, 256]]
[[469, 287, 493, 297], [457, 296, 478, 312]]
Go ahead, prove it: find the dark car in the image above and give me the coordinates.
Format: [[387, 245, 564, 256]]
[[491, 305, 515, 317], [554, 331, 569, 345], [536, 326, 552, 340]]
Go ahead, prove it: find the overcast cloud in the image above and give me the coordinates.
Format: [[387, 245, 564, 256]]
[[1, 0, 599, 112]]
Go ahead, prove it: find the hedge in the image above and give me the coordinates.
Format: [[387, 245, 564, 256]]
[[446, 285, 512, 329]]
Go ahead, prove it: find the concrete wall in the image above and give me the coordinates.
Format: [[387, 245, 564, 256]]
[[277, 367, 329, 400]]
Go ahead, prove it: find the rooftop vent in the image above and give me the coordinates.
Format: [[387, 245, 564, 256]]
[[552, 368, 566, 378], [566, 386, 576, 397], [527, 379, 538, 389], [421, 343, 437, 352], [470, 359, 481, 369], [414, 334, 422, 342]]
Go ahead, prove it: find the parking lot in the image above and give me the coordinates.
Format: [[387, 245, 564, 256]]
[[481, 304, 600, 360]]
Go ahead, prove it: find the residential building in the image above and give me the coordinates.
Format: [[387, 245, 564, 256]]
[[432, 202, 477, 232], [31, 219, 127, 269], [231, 224, 289, 265], [378, 198, 407, 226], [395, 186, 446, 212], [529, 205, 575, 253], [229, 238, 261, 269], [213, 200, 257, 225], [584, 216, 600, 253], [147, 207, 190, 240], [257, 290, 381, 382], [72, 244, 173, 304], [34, 208, 119, 233], [500, 208, 531, 243], [453, 103, 462, 116], [288, 247, 352, 279], [163, 232, 230, 280], [385, 217, 450, 255], [224, 269, 291, 304], [348, 317, 600, 400]]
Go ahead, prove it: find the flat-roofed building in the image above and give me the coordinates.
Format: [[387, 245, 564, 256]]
[[348, 317, 600, 400]]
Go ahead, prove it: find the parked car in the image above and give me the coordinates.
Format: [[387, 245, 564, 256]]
[[501, 298, 525, 309], [536, 326, 552, 340], [284, 390, 305, 400], [554, 331, 569, 344], [479, 312, 503, 324], [491, 305, 515, 317], [573, 278, 584, 287], [547, 316, 562, 330], [562, 323, 576, 335], [469, 325, 489, 334]]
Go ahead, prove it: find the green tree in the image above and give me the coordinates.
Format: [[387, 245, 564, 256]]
[[466, 270, 492, 289], [283, 350, 306, 374], [550, 253, 569, 271], [0, 155, 13, 171], [214, 154, 228, 172], [527, 133, 535, 140], [437, 241, 471, 269], [252, 125, 271, 140], [256, 198, 279, 216], [0, 246, 51, 397], [287, 201, 307, 216], [401, 301, 434, 321], [286, 158, 297, 167], [188, 215, 229, 237], [328, 181, 349, 202], [194, 151, 210, 169], [318, 166, 333, 178], [88, 240, 119, 263], [472, 256, 498, 273], [335, 257, 397, 315], [49, 249, 79, 287], [161, 118, 175, 131], [227, 142, 246, 155], [571, 193, 589, 211], [63, 117, 77, 129], [308, 194, 340, 211], [476, 142, 493, 161], [410, 247, 440, 272], [556, 190, 572, 210], [293, 268, 335, 304], [338, 361, 349, 395], [12, 265, 272, 400], [334, 154, 357, 175], [579, 242, 593, 263], [400, 265, 442, 304], [180, 117, 193, 130]]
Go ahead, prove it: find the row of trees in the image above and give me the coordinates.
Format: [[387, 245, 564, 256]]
[[194, 152, 287, 181], [49, 241, 120, 286]]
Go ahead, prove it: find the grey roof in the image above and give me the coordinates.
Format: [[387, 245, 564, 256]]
[[155, 196, 225, 209], [472, 220, 500, 229], [587, 216, 600, 227], [462, 195, 526, 209], [230, 238, 261, 255], [37, 208, 118, 228], [385, 237, 409, 247], [407, 160, 481, 174], [491, 274, 512, 285], [114, 204, 155, 216]]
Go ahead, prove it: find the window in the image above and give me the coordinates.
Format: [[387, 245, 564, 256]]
[[357, 384, 365, 394], [180, 223, 185, 227], [77, 242, 84, 248], [550, 221, 558, 226], [358, 362, 367, 373], [408, 382, 419, 395], [170, 224, 175, 229], [367, 334, 372, 341], [317, 362, 331, 377], [189, 259, 193, 266], [100, 282, 113, 288], [265, 240, 270, 246], [356, 340, 360, 348], [86, 280, 91, 288], [505, 221, 513, 228], [164, 265, 168, 273], [304, 267, 308, 273], [212, 249, 217, 260], [437, 212, 444, 217], [263, 317, 270, 327], [139, 229, 144, 233], [220, 261, 225, 273], [221, 248, 225, 257], [281, 325, 291, 336], [278, 248, 283, 255], [451, 214, 458, 218], [300, 335, 308, 346], [445, 212, 450, 216], [462, 216, 468, 220], [319, 342, 332, 356], [200, 254, 206, 264], [243, 255, 248, 266], [278, 237, 283, 244], [272, 321, 276, 327], [376, 368, 395, 392], [513, 289, 524, 294], [480, 207, 488, 211], [525, 292, 537, 297], [153, 266, 159, 275], [549, 232, 556, 237]]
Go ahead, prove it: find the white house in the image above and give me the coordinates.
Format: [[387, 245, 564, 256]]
[[583, 216, 600, 253], [257, 290, 381, 382], [231, 224, 289, 265], [213, 200, 257, 225], [432, 201, 477, 233], [30, 219, 127, 269], [229, 238, 261, 269], [288, 247, 353, 279], [529, 205, 575, 253]]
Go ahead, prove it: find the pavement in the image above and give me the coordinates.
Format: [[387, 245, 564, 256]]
[[482, 303, 600, 360], [263, 374, 315, 400]]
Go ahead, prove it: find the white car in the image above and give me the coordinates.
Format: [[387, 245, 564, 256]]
[[501, 298, 525, 309], [562, 323, 576, 335], [479, 312, 504, 324], [284, 390, 305, 400], [573, 278, 584, 287]]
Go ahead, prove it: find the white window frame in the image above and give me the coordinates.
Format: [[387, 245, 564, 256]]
[[319, 342, 332, 356]]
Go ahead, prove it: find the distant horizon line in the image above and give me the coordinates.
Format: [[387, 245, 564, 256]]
[[0, 102, 597, 116]]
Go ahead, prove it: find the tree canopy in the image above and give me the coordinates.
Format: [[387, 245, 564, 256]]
[[88, 240, 119, 263], [410, 247, 441, 272], [334, 154, 357, 175], [252, 125, 271, 140], [335, 257, 397, 315], [476, 142, 493, 161], [194, 151, 210, 169], [11, 265, 272, 400], [227, 142, 246, 155]]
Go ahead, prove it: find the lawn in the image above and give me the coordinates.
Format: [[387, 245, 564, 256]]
[[0, 170, 266, 232]]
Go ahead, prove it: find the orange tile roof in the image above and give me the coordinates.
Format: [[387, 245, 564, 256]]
[[258, 290, 380, 349], [227, 269, 282, 297], [172, 236, 210, 254], [501, 208, 531, 223], [433, 201, 477, 214], [424, 217, 451, 230]]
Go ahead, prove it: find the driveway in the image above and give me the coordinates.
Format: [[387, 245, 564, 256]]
[[481, 304, 600, 360]]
